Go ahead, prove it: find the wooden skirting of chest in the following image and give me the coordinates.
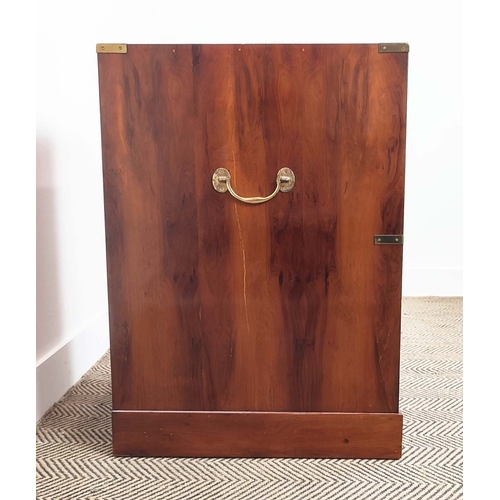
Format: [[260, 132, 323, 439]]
[[112, 411, 403, 459]]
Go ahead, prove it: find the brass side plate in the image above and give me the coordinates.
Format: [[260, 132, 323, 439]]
[[277, 167, 295, 193], [212, 168, 230, 193], [378, 43, 409, 53], [96, 44, 128, 54], [374, 235, 404, 245]]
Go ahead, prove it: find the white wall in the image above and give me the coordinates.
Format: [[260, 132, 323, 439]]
[[36, 0, 462, 419]]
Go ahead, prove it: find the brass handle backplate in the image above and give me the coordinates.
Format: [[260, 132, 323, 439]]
[[212, 168, 295, 204]]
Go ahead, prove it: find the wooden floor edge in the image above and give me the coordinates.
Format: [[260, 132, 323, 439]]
[[112, 411, 403, 459]]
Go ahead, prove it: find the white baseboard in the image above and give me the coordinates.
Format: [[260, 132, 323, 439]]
[[403, 267, 463, 296], [36, 312, 110, 422]]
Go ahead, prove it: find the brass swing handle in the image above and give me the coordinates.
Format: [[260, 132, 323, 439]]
[[212, 168, 295, 204]]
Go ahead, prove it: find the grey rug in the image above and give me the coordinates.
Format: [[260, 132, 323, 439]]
[[36, 297, 463, 499]]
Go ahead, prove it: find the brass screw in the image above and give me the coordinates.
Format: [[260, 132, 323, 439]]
[[118, 46, 122, 50]]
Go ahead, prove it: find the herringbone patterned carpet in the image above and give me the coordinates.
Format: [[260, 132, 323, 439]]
[[36, 297, 463, 499]]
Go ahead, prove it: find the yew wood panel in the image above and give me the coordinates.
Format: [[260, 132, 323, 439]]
[[98, 44, 407, 413]]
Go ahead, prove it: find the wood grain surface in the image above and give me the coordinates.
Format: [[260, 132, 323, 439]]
[[98, 44, 408, 414], [113, 411, 403, 459]]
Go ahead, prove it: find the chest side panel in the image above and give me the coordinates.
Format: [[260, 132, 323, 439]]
[[98, 44, 407, 412]]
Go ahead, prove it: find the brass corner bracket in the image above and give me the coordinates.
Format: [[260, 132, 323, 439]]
[[96, 44, 128, 54], [378, 43, 409, 53]]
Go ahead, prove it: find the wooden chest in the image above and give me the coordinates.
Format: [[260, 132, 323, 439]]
[[97, 43, 408, 459]]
